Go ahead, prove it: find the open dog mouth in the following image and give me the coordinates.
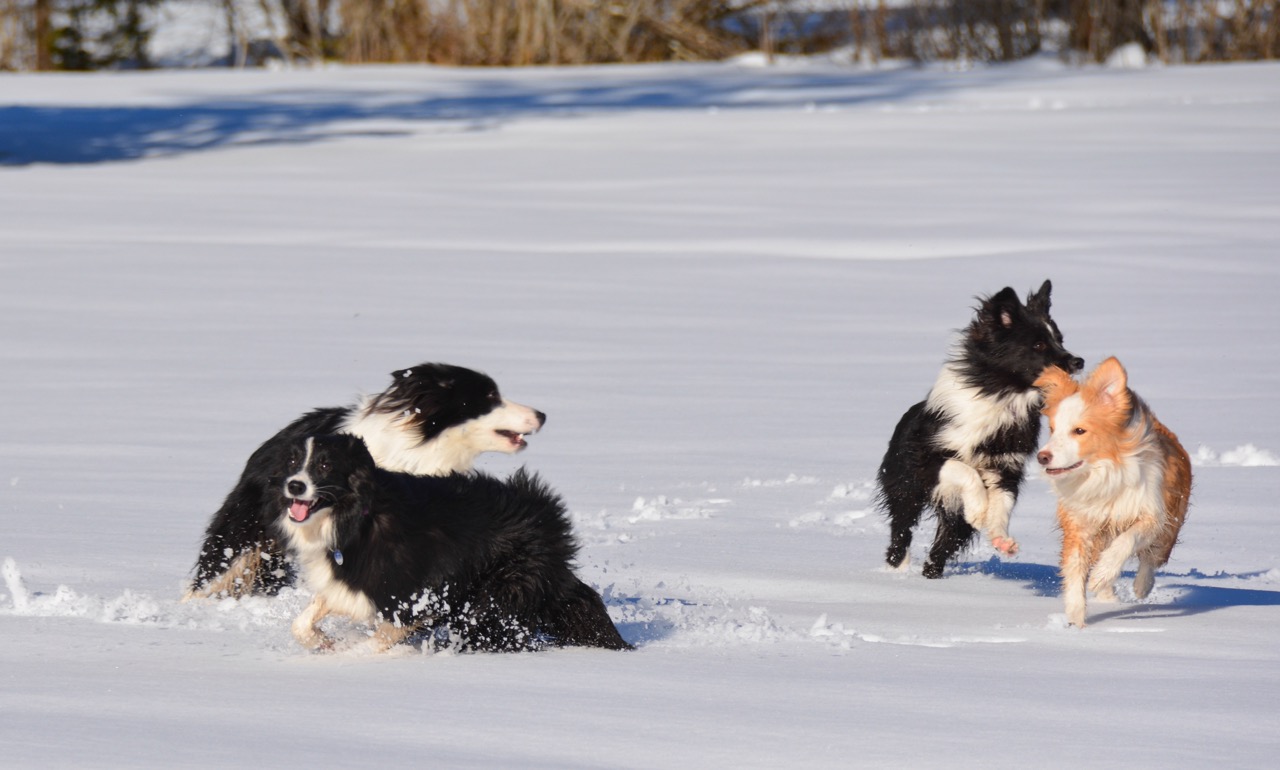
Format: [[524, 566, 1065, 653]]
[[1045, 461, 1083, 477], [495, 430, 531, 449], [288, 498, 320, 523]]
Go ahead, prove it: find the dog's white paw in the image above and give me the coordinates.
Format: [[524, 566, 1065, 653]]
[[991, 536, 1019, 556], [1088, 571, 1119, 598], [1092, 585, 1118, 603]]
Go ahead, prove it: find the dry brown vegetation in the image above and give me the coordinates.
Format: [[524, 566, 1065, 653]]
[[1, 0, 1275, 71]]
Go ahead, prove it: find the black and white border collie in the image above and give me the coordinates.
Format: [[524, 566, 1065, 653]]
[[877, 280, 1084, 578], [186, 363, 546, 600], [277, 434, 631, 653]]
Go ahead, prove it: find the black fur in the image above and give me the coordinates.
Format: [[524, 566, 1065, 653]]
[[278, 434, 631, 652], [878, 280, 1083, 578], [188, 363, 542, 598]]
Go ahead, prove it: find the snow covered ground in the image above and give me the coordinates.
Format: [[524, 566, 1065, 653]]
[[2, 56, 1278, 767]]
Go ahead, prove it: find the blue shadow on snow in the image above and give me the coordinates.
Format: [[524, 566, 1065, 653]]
[[1, 65, 1012, 166], [957, 557, 1280, 620]]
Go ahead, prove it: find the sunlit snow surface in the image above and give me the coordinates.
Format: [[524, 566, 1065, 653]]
[[2, 56, 1278, 768]]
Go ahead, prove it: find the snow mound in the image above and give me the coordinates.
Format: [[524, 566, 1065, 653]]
[[1192, 444, 1280, 467], [1, 558, 302, 632]]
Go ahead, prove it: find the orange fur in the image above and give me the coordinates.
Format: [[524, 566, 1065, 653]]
[[1036, 357, 1191, 627]]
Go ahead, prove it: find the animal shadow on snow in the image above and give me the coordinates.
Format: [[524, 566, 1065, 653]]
[[954, 557, 1061, 597], [958, 559, 1280, 622], [1088, 569, 1280, 624]]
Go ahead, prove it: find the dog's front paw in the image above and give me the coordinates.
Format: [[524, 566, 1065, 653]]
[[291, 615, 334, 651], [294, 629, 335, 651], [991, 536, 1019, 556], [1087, 572, 1118, 599]]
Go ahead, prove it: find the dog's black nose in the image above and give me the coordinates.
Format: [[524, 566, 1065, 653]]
[[1070, 357, 1084, 372], [535, 410, 547, 428], [287, 479, 307, 497]]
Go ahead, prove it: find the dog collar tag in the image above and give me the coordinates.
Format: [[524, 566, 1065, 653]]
[[333, 549, 344, 566]]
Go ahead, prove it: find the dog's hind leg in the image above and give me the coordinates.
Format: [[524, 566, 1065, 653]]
[[369, 620, 416, 652], [883, 502, 919, 570], [184, 549, 263, 601], [877, 405, 935, 570], [550, 578, 632, 650], [881, 480, 933, 570], [922, 511, 976, 579], [1133, 550, 1159, 599], [188, 477, 296, 599]]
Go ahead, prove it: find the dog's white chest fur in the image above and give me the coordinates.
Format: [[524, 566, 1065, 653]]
[[1052, 443, 1165, 529], [283, 512, 377, 624], [926, 364, 1039, 465]]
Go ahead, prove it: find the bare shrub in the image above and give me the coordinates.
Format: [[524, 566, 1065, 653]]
[[331, 0, 767, 66], [0, 0, 1274, 70]]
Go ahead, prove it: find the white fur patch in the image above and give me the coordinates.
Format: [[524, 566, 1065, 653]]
[[934, 459, 989, 525], [342, 397, 542, 476], [926, 363, 1041, 463], [1040, 394, 1086, 473], [282, 436, 317, 500]]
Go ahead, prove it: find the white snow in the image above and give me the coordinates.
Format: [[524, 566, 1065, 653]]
[[1, 56, 1278, 768]]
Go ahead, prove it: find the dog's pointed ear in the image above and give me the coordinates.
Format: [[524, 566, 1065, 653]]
[[1027, 280, 1052, 314], [978, 287, 1021, 331], [1035, 365, 1076, 412], [1086, 357, 1131, 413]]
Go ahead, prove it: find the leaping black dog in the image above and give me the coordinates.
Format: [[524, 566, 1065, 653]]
[[275, 434, 630, 653], [877, 281, 1084, 577]]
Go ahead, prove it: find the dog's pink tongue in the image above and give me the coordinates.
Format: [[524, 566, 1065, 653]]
[[289, 500, 312, 522]]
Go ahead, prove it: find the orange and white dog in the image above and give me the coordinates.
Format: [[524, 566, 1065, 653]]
[[1035, 357, 1191, 627]]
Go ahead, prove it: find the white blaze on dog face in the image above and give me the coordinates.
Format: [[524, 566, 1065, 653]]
[[283, 437, 326, 523], [1040, 393, 1086, 476]]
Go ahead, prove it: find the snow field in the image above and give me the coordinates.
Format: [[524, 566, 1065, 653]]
[[1, 56, 1278, 768]]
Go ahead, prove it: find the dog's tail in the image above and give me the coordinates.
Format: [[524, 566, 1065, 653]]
[[549, 578, 633, 651]]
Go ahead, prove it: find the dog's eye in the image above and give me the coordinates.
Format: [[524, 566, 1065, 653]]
[[318, 462, 331, 474], [1033, 341, 1047, 352], [1073, 427, 1087, 435]]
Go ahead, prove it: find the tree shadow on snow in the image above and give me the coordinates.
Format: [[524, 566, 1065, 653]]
[[957, 557, 1280, 621], [0, 65, 1022, 166]]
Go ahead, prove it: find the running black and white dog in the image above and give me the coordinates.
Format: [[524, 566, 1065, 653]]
[[186, 363, 546, 599], [276, 434, 631, 653], [878, 280, 1083, 578]]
